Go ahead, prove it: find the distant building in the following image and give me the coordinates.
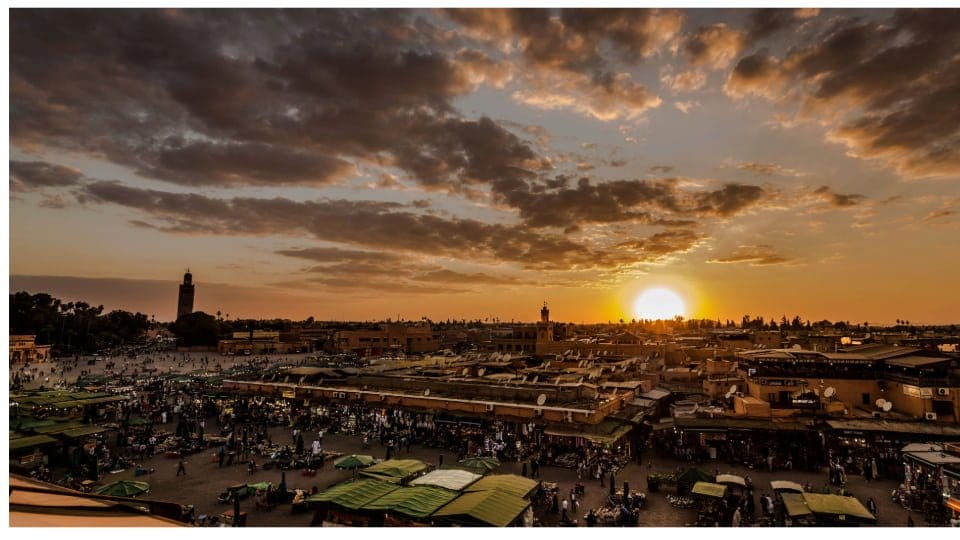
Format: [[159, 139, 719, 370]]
[[334, 323, 439, 355], [9, 335, 51, 364], [217, 330, 311, 355], [176, 270, 195, 319], [488, 302, 555, 354]]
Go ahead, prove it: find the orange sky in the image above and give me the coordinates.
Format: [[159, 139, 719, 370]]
[[9, 8, 960, 324]]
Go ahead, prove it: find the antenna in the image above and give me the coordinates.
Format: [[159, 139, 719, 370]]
[[537, 394, 547, 406]]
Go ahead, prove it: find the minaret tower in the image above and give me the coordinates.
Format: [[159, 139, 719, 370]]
[[177, 269, 195, 319]]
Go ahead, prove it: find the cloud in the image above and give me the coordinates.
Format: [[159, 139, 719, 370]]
[[444, 8, 679, 120], [409, 269, 521, 285], [725, 10, 960, 179], [745, 8, 818, 43], [684, 24, 746, 70], [724, 52, 786, 100], [813, 185, 866, 208], [10, 160, 84, 191], [76, 180, 646, 271], [649, 165, 674, 174], [10, 9, 550, 194], [614, 229, 705, 263], [674, 101, 700, 114], [736, 161, 804, 177], [707, 245, 794, 265]]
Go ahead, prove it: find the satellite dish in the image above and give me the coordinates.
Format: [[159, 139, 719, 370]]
[[503, 353, 511, 362], [537, 394, 547, 406], [461, 368, 469, 376], [725, 392, 734, 400], [824, 387, 836, 398], [478, 368, 486, 377], [791, 344, 802, 350], [875, 399, 886, 409], [883, 401, 893, 412], [728, 385, 738, 395], [423, 388, 430, 397]]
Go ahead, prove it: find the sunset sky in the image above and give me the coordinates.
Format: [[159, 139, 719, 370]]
[[9, 8, 960, 324]]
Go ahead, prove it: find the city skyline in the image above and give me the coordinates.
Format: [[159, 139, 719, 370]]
[[10, 8, 960, 324]]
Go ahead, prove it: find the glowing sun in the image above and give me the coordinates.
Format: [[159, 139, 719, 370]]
[[633, 287, 686, 320]]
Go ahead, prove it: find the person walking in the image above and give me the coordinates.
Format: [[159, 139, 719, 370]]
[[176, 459, 187, 476]]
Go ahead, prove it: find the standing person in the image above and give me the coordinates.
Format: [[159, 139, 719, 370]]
[[218, 445, 226, 468], [318, 429, 324, 447], [521, 461, 528, 477], [867, 497, 877, 517], [438, 453, 443, 468], [732, 507, 741, 527], [561, 498, 569, 522], [176, 459, 186, 476], [907, 515, 915, 527]]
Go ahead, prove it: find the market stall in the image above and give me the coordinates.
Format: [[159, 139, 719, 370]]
[[690, 481, 728, 526], [432, 489, 531, 527]]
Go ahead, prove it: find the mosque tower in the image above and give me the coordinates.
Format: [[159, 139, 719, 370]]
[[176, 269, 195, 319]]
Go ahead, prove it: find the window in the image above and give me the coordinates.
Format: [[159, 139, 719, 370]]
[[861, 393, 870, 405]]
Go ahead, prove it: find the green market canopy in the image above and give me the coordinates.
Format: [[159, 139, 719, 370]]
[[359, 459, 430, 484], [333, 454, 376, 470], [9, 434, 58, 451], [433, 488, 530, 527], [455, 457, 500, 475], [307, 479, 399, 510], [362, 486, 459, 519], [94, 480, 150, 498], [464, 474, 539, 499]]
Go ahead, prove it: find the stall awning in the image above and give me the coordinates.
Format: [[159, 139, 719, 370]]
[[362, 486, 459, 519], [464, 474, 539, 499], [359, 459, 430, 484], [544, 419, 633, 446], [410, 469, 482, 491], [9, 434, 58, 451], [306, 479, 399, 510], [780, 493, 813, 517], [676, 417, 811, 432], [771, 481, 804, 493], [61, 425, 112, 439], [801, 493, 876, 522], [715, 474, 746, 488], [433, 488, 530, 527], [903, 451, 960, 468], [691, 481, 727, 498], [827, 419, 960, 437]]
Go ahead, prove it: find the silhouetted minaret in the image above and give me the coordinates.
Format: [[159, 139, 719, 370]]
[[177, 269, 195, 319], [541, 301, 549, 323]]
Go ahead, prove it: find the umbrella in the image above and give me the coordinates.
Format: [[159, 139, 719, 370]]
[[456, 456, 500, 475], [334, 454, 376, 470], [94, 480, 150, 498]]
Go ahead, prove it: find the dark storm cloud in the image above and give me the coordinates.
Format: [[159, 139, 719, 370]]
[[76, 181, 615, 270], [10, 161, 84, 191], [726, 9, 960, 178], [707, 245, 794, 266], [813, 186, 865, 208], [493, 176, 769, 229], [136, 140, 355, 187], [10, 9, 546, 191]]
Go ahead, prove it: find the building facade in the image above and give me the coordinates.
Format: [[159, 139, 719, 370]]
[[334, 323, 440, 355], [9, 335, 51, 364]]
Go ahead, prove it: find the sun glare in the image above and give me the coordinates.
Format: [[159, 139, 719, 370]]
[[633, 287, 686, 320]]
